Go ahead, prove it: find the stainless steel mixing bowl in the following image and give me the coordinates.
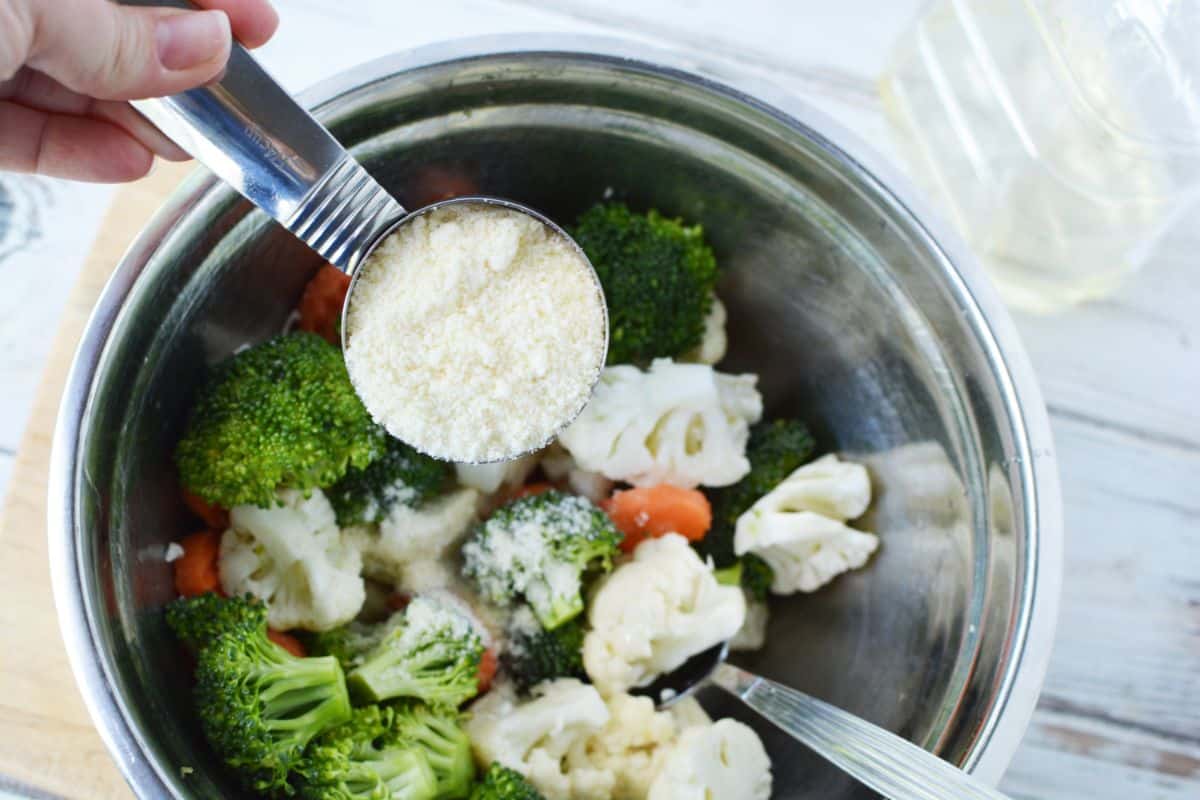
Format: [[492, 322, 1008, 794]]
[[49, 36, 1062, 799]]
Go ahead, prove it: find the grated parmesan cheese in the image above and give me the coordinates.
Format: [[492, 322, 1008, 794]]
[[345, 203, 606, 463]]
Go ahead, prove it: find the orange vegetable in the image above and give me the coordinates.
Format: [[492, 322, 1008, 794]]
[[182, 488, 229, 530], [513, 482, 555, 500], [173, 530, 222, 598], [386, 592, 412, 612], [408, 165, 480, 208], [268, 630, 306, 658], [297, 264, 351, 344], [476, 648, 499, 694], [602, 485, 712, 553]]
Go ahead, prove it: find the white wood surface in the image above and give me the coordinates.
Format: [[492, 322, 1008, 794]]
[[0, 1, 1196, 797]]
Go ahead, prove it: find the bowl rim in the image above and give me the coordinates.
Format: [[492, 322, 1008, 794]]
[[48, 33, 1063, 797]]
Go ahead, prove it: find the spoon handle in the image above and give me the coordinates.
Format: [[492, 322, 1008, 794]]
[[123, 1, 403, 268], [712, 663, 1014, 800]]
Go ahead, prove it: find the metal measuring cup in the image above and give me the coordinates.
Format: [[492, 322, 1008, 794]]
[[131, 18, 608, 462]]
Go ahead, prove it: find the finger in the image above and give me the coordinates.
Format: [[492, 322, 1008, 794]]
[[0, 68, 188, 161], [194, 0, 279, 48], [0, 100, 154, 182], [25, 0, 232, 101], [95, 102, 191, 161]]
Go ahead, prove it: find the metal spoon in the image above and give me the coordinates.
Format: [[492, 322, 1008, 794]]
[[127, 2, 606, 462], [640, 643, 1016, 800]]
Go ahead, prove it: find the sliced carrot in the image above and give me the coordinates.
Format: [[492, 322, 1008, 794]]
[[386, 592, 412, 612], [182, 488, 229, 530], [268, 630, 306, 658], [408, 165, 480, 208], [603, 485, 713, 553], [297, 264, 351, 344], [513, 482, 555, 500], [476, 647, 499, 694], [173, 530, 222, 598]]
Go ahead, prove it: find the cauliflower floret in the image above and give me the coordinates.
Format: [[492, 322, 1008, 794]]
[[734, 454, 878, 594], [584, 534, 745, 695], [219, 488, 364, 631], [468, 682, 710, 800], [455, 453, 540, 494], [466, 678, 610, 799], [351, 488, 478, 585], [681, 296, 727, 365], [647, 719, 772, 800], [559, 359, 762, 489], [730, 596, 769, 651], [541, 444, 614, 504], [563, 693, 711, 800]]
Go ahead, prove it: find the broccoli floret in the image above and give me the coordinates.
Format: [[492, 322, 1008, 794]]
[[327, 435, 451, 526], [469, 763, 545, 800], [176, 332, 385, 509], [462, 491, 622, 630], [303, 617, 401, 671], [165, 592, 264, 650], [699, 419, 814, 594], [167, 594, 352, 794], [298, 705, 439, 800], [392, 702, 475, 799], [502, 611, 586, 693], [714, 553, 773, 602], [572, 203, 718, 365], [348, 597, 484, 709], [739, 553, 775, 602]]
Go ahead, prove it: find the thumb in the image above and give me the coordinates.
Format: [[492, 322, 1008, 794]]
[[26, 0, 231, 101]]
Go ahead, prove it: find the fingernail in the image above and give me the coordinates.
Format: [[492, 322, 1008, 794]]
[[156, 11, 229, 72]]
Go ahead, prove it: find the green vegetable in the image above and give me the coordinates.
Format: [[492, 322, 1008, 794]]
[[502, 614, 586, 693], [348, 598, 484, 709], [297, 705, 438, 800], [739, 553, 775, 602], [327, 435, 450, 526], [304, 617, 403, 672], [700, 419, 815, 596], [572, 202, 719, 365], [165, 591, 263, 651], [176, 332, 385, 509], [166, 593, 352, 794], [462, 491, 622, 630], [392, 703, 475, 799], [469, 763, 545, 800]]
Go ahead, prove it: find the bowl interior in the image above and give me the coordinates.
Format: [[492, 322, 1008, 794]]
[[75, 52, 1029, 798]]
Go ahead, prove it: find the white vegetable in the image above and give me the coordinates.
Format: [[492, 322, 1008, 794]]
[[647, 719, 772, 800], [541, 443, 614, 504], [455, 453, 539, 494], [559, 359, 762, 489], [734, 454, 879, 594], [561, 693, 712, 800], [584, 534, 746, 696], [219, 488, 364, 632], [351, 488, 478, 585], [730, 596, 769, 652], [468, 682, 710, 800], [681, 296, 727, 365], [466, 679, 609, 799]]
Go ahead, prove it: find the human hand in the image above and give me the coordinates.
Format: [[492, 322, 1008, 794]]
[[0, 0, 278, 182]]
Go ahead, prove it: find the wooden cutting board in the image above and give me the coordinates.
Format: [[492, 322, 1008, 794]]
[[0, 162, 194, 800]]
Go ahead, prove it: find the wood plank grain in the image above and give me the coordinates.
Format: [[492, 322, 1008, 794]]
[[1006, 708, 1200, 799], [0, 164, 191, 800], [0, 176, 114, 454], [1000, 412, 1200, 798]]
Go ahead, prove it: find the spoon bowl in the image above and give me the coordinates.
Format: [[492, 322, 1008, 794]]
[[638, 641, 1016, 800]]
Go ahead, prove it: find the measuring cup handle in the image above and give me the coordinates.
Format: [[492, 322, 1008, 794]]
[[125, 2, 404, 269]]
